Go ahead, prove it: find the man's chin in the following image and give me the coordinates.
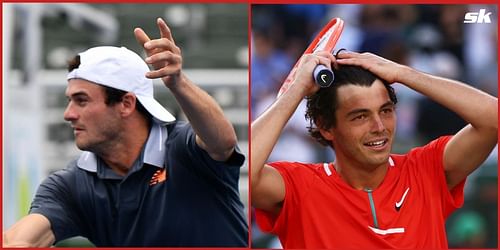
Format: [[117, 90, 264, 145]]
[[365, 153, 391, 166], [75, 142, 90, 151]]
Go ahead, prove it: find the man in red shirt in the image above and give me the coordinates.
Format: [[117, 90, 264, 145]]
[[251, 50, 497, 248]]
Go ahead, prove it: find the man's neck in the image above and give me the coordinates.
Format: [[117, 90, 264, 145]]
[[333, 157, 389, 191], [97, 123, 150, 176]]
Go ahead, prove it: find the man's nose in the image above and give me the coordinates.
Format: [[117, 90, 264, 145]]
[[63, 103, 78, 121], [370, 115, 386, 133]]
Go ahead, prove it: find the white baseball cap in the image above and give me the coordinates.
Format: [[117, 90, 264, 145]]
[[67, 46, 176, 123]]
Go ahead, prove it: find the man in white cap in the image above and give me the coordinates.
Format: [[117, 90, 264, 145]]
[[3, 18, 248, 247]]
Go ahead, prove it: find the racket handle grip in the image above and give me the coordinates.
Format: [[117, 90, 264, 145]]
[[313, 65, 334, 88]]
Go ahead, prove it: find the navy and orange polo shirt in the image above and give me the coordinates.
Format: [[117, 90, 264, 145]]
[[29, 121, 248, 247]]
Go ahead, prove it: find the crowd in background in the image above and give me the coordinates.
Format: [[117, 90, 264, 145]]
[[251, 4, 498, 248]]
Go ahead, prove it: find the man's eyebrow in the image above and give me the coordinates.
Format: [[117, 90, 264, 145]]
[[345, 101, 395, 118], [346, 108, 369, 117], [66, 91, 89, 99], [380, 101, 395, 109]]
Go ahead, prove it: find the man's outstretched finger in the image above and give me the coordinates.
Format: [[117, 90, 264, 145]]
[[157, 18, 175, 44], [134, 28, 151, 47]]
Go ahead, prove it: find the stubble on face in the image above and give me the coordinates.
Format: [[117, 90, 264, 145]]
[[66, 80, 124, 154], [75, 111, 123, 154]]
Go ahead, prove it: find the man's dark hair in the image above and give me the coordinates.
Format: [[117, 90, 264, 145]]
[[102, 87, 152, 123], [67, 55, 81, 72], [305, 65, 398, 147], [67, 55, 152, 122]]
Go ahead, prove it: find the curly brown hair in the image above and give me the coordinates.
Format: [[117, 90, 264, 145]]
[[305, 65, 397, 147]]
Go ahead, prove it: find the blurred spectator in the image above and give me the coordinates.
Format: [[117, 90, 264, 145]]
[[251, 20, 293, 106]]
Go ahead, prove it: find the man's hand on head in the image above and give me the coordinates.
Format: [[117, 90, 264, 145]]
[[336, 51, 407, 84]]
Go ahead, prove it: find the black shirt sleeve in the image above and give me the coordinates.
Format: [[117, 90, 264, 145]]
[[166, 122, 245, 187], [29, 162, 83, 244]]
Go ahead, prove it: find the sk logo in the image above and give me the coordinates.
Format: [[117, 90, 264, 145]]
[[149, 169, 167, 186], [464, 9, 492, 24]]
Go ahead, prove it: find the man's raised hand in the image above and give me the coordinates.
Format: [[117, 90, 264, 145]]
[[336, 51, 406, 84], [134, 18, 183, 86]]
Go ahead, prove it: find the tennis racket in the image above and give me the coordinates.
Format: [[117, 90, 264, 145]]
[[277, 17, 344, 98]]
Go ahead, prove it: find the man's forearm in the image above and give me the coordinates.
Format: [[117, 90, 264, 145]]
[[168, 73, 237, 161], [251, 84, 306, 186], [3, 214, 55, 248], [397, 66, 497, 131]]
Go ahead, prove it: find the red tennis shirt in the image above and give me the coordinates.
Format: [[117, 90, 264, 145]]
[[255, 136, 465, 248]]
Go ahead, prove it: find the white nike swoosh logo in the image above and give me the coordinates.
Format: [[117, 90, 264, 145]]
[[395, 187, 410, 209], [321, 74, 327, 83]]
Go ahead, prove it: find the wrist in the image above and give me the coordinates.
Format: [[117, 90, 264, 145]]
[[394, 65, 413, 84], [295, 77, 321, 97], [283, 81, 310, 100], [165, 72, 188, 91]]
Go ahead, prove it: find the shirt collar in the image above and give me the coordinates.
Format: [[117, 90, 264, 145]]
[[77, 122, 168, 172]]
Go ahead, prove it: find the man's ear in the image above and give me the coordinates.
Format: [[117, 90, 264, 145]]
[[317, 118, 335, 142], [119, 93, 137, 117], [319, 127, 335, 142]]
